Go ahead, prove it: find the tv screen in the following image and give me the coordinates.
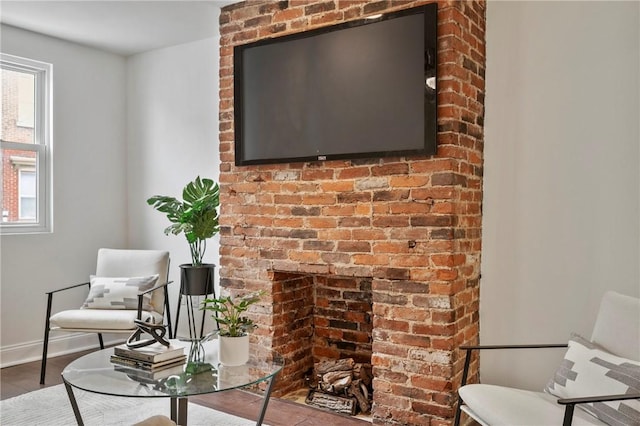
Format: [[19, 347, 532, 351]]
[[233, 4, 437, 166]]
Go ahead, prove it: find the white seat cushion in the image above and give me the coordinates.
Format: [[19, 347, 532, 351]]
[[133, 415, 176, 426], [459, 384, 606, 426], [50, 309, 163, 331]]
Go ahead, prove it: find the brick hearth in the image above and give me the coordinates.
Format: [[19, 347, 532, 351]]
[[218, 1, 485, 425]]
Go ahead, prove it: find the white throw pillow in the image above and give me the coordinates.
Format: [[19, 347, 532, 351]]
[[545, 333, 640, 425], [82, 275, 159, 311]]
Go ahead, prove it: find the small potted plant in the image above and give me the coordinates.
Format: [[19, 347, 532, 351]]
[[201, 290, 265, 366], [147, 176, 219, 299]]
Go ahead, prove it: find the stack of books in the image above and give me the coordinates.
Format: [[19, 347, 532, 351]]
[[111, 343, 186, 380]]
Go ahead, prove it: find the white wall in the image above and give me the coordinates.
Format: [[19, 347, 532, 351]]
[[0, 25, 128, 364], [126, 35, 221, 337], [0, 24, 220, 365], [482, 1, 640, 390]]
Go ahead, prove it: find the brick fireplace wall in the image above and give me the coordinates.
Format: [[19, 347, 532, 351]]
[[218, 1, 485, 425]]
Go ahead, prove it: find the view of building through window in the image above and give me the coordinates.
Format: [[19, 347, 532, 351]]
[[2, 67, 37, 222], [1, 54, 50, 233]]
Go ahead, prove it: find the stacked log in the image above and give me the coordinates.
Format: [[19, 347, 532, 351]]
[[305, 358, 373, 415]]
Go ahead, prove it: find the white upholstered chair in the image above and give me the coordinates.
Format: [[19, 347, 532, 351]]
[[455, 291, 640, 426], [40, 249, 173, 384]]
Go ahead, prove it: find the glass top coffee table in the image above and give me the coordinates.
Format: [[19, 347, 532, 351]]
[[61, 339, 284, 426]]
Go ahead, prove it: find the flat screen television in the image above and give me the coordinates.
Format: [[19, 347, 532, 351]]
[[233, 4, 437, 166]]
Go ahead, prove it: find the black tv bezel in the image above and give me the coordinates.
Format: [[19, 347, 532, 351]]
[[233, 3, 438, 166]]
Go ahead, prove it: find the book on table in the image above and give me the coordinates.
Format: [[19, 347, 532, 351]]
[[113, 342, 184, 363], [114, 363, 185, 381], [110, 354, 187, 371]]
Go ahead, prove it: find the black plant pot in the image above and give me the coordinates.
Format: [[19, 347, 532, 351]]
[[176, 264, 216, 339], [179, 263, 215, 296]]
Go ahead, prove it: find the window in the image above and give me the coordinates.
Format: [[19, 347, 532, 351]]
[[19, 169, 36, 219], [1, 53, 52, 234]]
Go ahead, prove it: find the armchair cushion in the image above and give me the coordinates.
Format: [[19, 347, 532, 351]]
[[459, 384, 605, 425], [591, 292, 640, 361], [545, 333, 640, 425], [50, 309, 163, 330], [81, 275, 159, 311], [95, 249, 170, 315]]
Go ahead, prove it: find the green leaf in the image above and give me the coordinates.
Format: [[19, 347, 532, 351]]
[[147, 176, 220, 265], [200, 291, 265, 337]]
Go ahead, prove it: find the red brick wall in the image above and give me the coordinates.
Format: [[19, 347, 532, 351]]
[[269, 271, 315, 395], [218, 1, 485, 424], [314, 275, 372, 363]]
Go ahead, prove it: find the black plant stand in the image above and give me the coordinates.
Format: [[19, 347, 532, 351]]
[[174, 264, 216, 339]]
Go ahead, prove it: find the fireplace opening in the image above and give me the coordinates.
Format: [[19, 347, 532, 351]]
[[271, 272, 373, 419]]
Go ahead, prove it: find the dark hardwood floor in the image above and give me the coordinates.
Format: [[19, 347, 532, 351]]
[[1, 350, 370, 426]]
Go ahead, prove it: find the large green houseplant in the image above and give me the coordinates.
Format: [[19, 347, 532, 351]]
[[147, 176, 220, 337], [147, 176, 220, 266]]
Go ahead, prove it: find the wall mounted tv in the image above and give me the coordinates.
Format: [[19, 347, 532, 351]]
[[233, 4, 437, 166]]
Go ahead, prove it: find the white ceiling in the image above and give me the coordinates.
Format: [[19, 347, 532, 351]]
[[0, 1, 235, 56]]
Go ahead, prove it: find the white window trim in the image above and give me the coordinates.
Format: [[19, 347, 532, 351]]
[[1, 53, 52, 234]]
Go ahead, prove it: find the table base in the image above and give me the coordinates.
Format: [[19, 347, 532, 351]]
[[63, 375, 277, 426]]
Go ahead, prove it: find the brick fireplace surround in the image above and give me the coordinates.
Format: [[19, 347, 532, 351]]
[[218, 1, 485, 424]]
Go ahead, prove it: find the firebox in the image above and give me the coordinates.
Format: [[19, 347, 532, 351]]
[[269, 272, 373, 397]]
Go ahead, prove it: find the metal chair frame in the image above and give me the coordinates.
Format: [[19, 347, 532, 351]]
[[454, 343, 640, 426], [40, 260, 173, 384]]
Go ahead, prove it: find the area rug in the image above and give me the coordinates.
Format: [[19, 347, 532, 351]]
[[0, 384, 255, 425]]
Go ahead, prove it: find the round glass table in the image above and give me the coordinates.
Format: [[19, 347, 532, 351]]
[[61, 339, 284, 425]]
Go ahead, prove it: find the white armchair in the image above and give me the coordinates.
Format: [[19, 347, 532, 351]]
[[40, 249, 173, 384], [455, 291, 640, 426]]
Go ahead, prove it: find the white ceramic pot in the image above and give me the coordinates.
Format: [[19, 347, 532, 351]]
[[218, 334, 249, 366]]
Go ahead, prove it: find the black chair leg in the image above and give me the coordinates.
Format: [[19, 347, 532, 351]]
[[166, 302, 173, 339], [562, 405, 575, 426], [40, 326, 50, 385], [40, 292, 54, 385], [174, 293, 183, 338], [98, 333, 104, 349], [454, 348, 473, 426], [453, 404, 462, 426]]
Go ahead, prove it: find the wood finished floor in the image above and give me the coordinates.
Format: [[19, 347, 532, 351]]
[[1, 349, 370, 426]]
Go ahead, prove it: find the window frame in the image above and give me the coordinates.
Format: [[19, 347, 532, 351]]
[[1, 53, 52, 234]]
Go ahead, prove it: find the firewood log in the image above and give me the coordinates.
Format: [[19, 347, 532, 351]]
[[316, 358, 355, 375], [349, 381, 370, 413], [319, 371, 352, 393], [353, 363, 373, 386], [322, 370, 351, 384], [360, 381, 369, 400], [306, 390, 357, 415]]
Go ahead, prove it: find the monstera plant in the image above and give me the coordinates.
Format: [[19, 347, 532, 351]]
[[148, 177, 220, 337], [147, 176, 220, 266]]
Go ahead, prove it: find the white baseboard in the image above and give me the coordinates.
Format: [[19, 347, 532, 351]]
[[0, 333, 125, 368]]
